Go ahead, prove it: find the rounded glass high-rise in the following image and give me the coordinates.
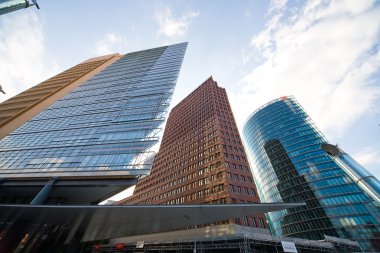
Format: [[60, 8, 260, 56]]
[[242, 96, 380, 251]]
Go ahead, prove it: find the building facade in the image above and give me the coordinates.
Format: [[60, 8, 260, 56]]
[[0, 43, 187, 204], [242, 96, 380, 251], [120, 77, 267, 229]]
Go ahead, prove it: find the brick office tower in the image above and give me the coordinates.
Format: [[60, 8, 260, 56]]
[[120, 77, 267, 229]]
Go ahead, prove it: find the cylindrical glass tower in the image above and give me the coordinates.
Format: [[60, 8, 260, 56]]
[[242, 96, 380, 252]]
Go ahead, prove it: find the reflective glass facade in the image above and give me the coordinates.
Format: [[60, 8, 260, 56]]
[[0, 43, 187, 178], [242, 96, 380, 251]]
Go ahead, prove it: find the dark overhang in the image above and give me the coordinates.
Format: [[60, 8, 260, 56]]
[[0, 203, 305, 241], [0, 177, 137, 205]]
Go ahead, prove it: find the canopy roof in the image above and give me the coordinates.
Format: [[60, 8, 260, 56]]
[[0, 203, 304, 241]]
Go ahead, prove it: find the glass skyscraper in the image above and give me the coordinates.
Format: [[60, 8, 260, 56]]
[[242, 96, 380, 251], [0, 43, 187, 204]]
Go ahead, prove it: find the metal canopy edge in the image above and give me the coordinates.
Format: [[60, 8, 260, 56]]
[[0, 203, 305, 241]]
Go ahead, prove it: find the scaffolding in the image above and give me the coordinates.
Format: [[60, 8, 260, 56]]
[[84, 224, 360, 253]]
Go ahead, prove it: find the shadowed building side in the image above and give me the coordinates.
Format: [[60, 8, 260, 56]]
[[264, 139, 338, 239]]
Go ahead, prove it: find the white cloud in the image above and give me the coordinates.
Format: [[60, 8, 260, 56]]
[[0, 11, 57, 103], [268, 0, 288, 14], [156, 7, 199, 40], [353, 147, 380, 178], [94, 33, 127, 56], [234, 0, 380, 137]]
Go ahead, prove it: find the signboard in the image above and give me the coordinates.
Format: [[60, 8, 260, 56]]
[[281, 241, 298, 253], [114, 243, 124, 250], [136, 241, 144, 248]]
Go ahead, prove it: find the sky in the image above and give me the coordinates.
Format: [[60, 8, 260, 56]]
[[0, 0, 379, 180]]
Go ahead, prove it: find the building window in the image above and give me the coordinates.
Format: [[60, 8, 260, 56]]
[[259, 218, 265, 228], [243, 216, 249, 226], [251, 217, 257, 227]]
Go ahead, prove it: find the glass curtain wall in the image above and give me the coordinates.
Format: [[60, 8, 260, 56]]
[[0, 43, 187, 178], [242, 96, 380, 251]]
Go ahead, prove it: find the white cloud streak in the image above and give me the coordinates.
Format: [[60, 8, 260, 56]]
[[94, 33, 128, 56], [234, 0, 380, 137], [0, 11, 57, 103], [156, 7, 199, 40], [268, 0, 288, 14]]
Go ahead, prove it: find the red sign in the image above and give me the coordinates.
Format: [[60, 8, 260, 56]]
[[93, 243, 101, 251], [115, 243, 125, 250]]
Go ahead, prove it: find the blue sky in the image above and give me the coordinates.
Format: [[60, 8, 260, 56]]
[[0, 0, 379, 179]]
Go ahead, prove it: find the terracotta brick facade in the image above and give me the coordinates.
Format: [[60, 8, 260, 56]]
[[119, 77, 267, 228]]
